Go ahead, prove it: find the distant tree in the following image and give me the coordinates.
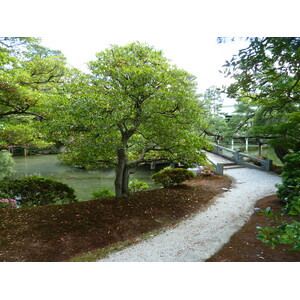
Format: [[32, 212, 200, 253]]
[[47, 42, 210, 198], [223, 37, 300, 162], [199, 86, 229, 143], [202, 86, 223, 116]]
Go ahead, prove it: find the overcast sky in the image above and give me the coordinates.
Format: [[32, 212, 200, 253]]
[[41, 36, 249, 95], [2, 0, 297, 105]]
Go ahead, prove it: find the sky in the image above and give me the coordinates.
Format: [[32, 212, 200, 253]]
[[41, 36, 249, 94], [2, 0, 298, 112], [40, 37, 249, 115], [40, 35, 249, 113]]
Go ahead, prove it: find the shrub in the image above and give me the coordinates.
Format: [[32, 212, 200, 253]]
[[0, 198, 17, 208], [257, 152, 300, 251], [91, 188, 115, 199], [0, 176, 78, 207], [0, 150, 15, 180], [152, 167, 195, 188], [276, 152, 300, 202], [257, 194, 300, 251], [199, 166, 214, 177], [128, 180, 149, 193]]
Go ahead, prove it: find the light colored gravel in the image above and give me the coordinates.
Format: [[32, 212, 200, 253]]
[[99, 167, 281, 262]]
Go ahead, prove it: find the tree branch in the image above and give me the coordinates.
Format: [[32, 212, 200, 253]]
[[0, 110, 44, 120]]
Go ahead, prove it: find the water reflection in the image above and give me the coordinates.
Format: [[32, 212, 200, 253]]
[[12, 155, 160, 201]]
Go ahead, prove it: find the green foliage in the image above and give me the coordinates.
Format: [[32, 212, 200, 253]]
[[152, 168, 195, 188], [199, 86, 229, 143], [257, 152, 300, 251], [0, 37, 73, 152], [276, 152, 300, 201], [0, 176, 78, 207], [128, 179, 150, 193], [91, 188, 115, 199], [0, 150, 15, 180], [224, 38, 300, 162], [0, 122, 52, 149], [256, 195, 300, 251], [46, 42, 209, 198], [0, 191, 8, 198]]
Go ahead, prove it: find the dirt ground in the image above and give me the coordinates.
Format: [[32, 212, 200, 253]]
[[1, 174, 298, 262], [207, 194, 300, 262], [0, 175, 231, 262]]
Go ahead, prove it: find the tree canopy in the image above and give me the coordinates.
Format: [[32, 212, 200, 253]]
[[223, 37, 300, 161], [0, 37, 72, 150], [47, 42, 209, 198], [199, 86, 228, 143]]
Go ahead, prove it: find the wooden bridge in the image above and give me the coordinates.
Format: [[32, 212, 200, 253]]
[[206, 144, 273, 175]]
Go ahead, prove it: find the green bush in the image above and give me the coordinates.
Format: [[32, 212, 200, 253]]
[[257, 152, 300, 251], [199, 166, 215, 177], [128, 180, 149, 193], [152, 167, 195, 188], [0, 176, 78, 207], [0, 198, 18, 208], [257, 194, 300, 251], [91, 188, 115, 199], [276, 152, 300, 202], [0, 150, 15, 180]]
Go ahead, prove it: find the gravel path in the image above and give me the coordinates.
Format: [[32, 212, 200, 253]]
[[99, 167, 281, 262]]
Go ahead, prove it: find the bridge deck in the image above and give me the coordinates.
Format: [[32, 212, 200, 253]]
[[204, 151, 233, 165]]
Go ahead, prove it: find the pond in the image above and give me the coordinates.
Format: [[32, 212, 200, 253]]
[[11, 155, 160, 201]]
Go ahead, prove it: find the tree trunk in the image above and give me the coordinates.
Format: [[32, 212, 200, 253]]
[[122, 166, 130, 196], [274, 146, 289, 163], [114, 147, 130, 198], [257, 139, 262, 156]]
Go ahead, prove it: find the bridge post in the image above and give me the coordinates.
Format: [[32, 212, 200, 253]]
[[264, 159, 272, 171], [233, 150, 240, 163], [150, 162, 156, 170], [215, 163, 223, 175]]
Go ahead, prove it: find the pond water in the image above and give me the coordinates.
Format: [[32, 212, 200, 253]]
[[11, 155, 160, 201], [10, 144, 282, 201], [221, 143, 283, 166]]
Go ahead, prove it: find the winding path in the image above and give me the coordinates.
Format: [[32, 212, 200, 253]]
[[99, 163, 281, 262]]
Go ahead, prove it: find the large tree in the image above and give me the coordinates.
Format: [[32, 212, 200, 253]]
[[223, 37, 300, 162], [48, 42, 209, 198]]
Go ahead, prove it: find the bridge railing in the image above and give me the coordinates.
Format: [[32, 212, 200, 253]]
[[212, 144, 272, 172]]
